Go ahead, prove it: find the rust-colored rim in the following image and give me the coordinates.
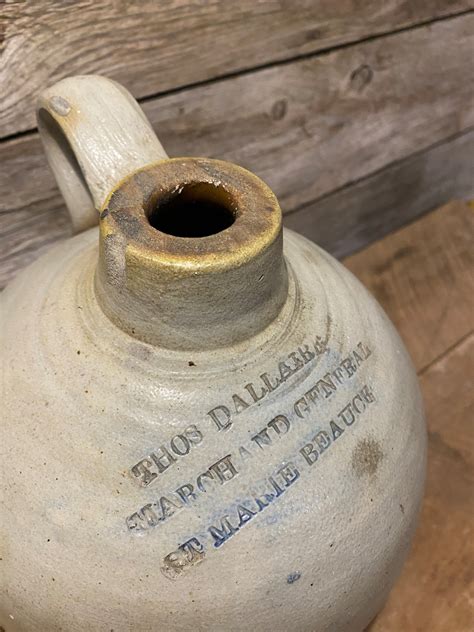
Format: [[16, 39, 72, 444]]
[[99, 157, 282, 275]]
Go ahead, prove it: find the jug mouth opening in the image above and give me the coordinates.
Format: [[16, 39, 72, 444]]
[[95, 158, 289, 349], [147, 182, 236, 238], [100, 157, 283, 274]]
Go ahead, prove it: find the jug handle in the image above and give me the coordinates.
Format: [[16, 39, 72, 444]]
[[36, 75, 168, 234]]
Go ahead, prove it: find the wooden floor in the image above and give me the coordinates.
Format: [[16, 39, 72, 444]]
[[344, 200, 473, 631]]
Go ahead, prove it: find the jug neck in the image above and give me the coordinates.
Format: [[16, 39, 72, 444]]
[[95, 158, 288, 351]]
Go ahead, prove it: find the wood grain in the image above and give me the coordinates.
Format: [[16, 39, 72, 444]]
[[286, 129, 474, 259], [1, 0, 472, 137], [345, 201, 474, 630], [345, 201, 474, 372], [1, 130, 472, 291], [1, 15, 473, 288], [141, 14, 474, 213]]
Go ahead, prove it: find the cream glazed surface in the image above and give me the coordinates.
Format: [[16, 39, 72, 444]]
[[1, 225, 426, 631], [1, 75, 426, 632]]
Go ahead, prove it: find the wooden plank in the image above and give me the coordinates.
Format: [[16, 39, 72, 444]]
[[369, 332, 474, 631], [344, 201, 473, 630], [344, 201, 474, 372], [1, 0, 472, 137], [1, 16, 473, 288], [141, 14, 474, 213], [286, 129, 474, 259], [1, 131, 472, 291]]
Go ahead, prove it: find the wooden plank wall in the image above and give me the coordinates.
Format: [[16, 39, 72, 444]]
[[1, 1, 473, 288]]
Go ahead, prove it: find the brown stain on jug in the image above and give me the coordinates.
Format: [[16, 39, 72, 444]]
[[352, 437, 384, 477]]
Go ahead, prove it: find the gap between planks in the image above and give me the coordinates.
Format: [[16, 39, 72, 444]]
[[417, 329, 474, 377], [2, 7, 473, 144], [2, 2, 473, 139], [346, 200, 473, 630]]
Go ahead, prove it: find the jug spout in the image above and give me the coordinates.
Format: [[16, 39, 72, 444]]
[[95, 157, 288, 350], [36, 75, 288, 350]]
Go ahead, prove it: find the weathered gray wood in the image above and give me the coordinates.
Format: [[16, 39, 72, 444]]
[[2, 130, 473, 291], [1, 0, 472, 137], [285, 130, 474, 259], [3, 14, 473, 214], [1, 15, 473, 288]]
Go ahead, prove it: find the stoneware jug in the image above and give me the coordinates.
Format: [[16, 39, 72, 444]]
[[1, 75, 426, 632]]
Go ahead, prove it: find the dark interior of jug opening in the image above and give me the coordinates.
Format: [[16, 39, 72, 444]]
[[148, 182, 236, 238]]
